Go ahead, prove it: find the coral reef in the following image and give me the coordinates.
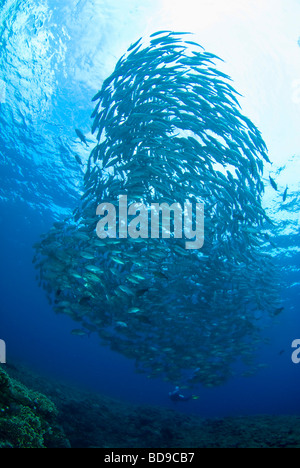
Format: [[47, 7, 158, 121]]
[[0, 365, 69, 448], [2, 363, 300, 448]]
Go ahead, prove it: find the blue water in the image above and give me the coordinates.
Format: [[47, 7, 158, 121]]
[[1, 0, 300, 420]]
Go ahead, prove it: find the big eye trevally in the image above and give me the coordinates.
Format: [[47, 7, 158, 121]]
[[33, 32, 280, 389]]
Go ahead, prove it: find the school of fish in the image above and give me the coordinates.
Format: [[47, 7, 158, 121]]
[[33, 32, 281, 388]]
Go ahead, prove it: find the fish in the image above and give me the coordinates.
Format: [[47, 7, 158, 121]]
[[136, 288, 149, 297], [119, 285, 135, 296], [111, 257, 126, 266], [75, 129, 89, 147], [150, 30, 173, 38], [127, 37, 143, 52], [283, 186, 288, 202], [74, 154, 83, 166], [273, 307, 284, 316], [79, 296, 92, 306], [33, 31, 279, 391], [115, 321, 128, 329], [130, 273, 146, 281], [80, 252, 95, 260], [71, 329, 89, 337], [85, 265, 104, 274], [128, 307, 142, 314], [269, 175, 278, 191], [154, 271, 168, 280]]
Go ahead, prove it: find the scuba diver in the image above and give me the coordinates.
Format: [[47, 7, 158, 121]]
[[169, 386, 199, 403]]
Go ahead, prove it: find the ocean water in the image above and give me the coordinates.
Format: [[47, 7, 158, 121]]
[[0, 0, 300, 431]]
